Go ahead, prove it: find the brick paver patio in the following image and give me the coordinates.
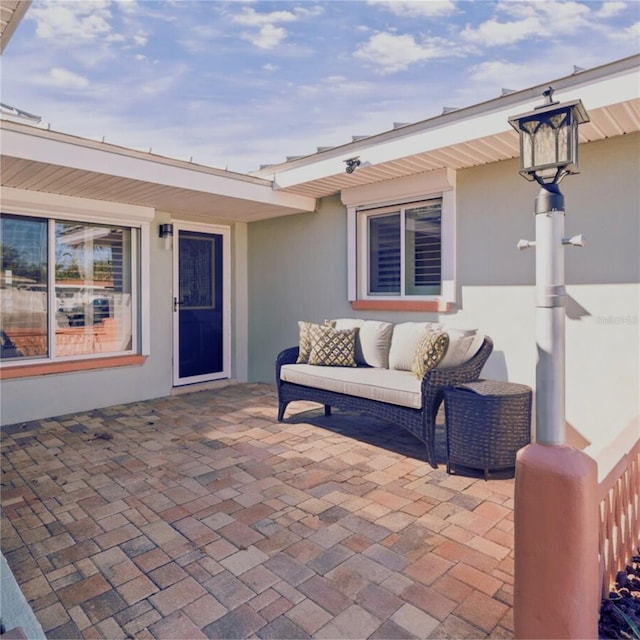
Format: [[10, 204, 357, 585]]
[[1, 383, 515, 639]]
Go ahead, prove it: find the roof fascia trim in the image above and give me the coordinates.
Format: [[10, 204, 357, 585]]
[[2, 186, 155, 223], [263, 55, 640, 189], [0, 0, 31, 54], [0, 122, 317, 213]]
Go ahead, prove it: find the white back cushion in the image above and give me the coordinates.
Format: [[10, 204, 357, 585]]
[[389, 322, 442, 370], [437, 330, 484, 369], [331, 318, 393, 368]]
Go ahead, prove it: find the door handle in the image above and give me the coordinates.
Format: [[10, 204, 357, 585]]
[[173, 298, 185, 311]]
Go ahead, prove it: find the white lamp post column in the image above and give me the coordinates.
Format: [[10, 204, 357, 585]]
[[534, 184, 566, 445]]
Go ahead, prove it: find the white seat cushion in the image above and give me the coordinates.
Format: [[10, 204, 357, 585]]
[[280, 364, 422, 409]]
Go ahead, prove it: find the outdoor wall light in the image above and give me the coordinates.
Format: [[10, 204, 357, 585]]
[[508, 86, 589, 187], [159, 223, 174, 250], [344, 157, 361, 174], [159, 223, 173, 238]]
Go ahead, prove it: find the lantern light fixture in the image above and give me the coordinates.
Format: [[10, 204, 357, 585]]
[[508, 86, 589, 186], [159, 223, 174, 250], [159, 223, 173, 238]]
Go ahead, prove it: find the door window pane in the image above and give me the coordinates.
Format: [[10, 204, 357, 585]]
[[179, 235, 214, 308], [1, 215, 48, 359]]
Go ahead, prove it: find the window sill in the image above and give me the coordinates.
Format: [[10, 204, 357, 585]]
[[351, 300, 454, 312], [0, 354, 146, 380]]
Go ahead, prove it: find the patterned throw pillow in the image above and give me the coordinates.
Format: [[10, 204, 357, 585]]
[[412, 331, 449, 378], [389, 322, 443, 370], [308, 326, 357, 367], [296, 322, 321, 363], [296, 320, 335, 363]]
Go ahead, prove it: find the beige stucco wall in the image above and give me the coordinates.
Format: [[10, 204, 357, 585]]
[[248, 133, 639, 450]]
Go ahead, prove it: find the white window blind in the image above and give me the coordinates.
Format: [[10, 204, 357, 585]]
[[365, 199, 442, 297]]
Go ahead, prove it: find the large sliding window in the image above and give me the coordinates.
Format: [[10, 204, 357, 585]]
[[364, 198, 442, 297], [1, 213, 137, 362]]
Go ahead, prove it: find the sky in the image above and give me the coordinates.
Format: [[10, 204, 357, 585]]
[[1, 0, 639, 174]]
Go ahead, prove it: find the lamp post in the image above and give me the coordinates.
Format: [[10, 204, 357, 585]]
[[509, 89, 599, 640], [508, 87, 589, 445]]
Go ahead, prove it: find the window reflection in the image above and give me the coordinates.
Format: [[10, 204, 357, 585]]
[[1, 215, 134, 361], [0, 215, 48, 358]]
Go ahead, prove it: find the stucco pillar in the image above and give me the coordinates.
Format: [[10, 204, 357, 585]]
[[514, 443, 599, 639]]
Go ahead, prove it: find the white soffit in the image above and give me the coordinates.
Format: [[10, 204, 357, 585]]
[[0, 0, 30, 54], [0, 122, 317, 222], [255, 56, 640, 198]]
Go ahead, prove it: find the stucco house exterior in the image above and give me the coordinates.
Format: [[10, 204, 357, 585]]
[[1, 32, 638, 475]]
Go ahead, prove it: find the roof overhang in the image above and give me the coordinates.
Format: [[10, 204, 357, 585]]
[[0, 0, 30, 54], [0, 121, 317, 222], [252, 55, 640, 199]]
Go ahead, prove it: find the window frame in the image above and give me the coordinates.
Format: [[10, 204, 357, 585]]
[[360, 198, 444, 298], [343, 169, 457, 312], [1, 187, 153, 369]]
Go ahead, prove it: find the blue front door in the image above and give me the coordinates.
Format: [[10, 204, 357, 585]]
[[174, 229, 225, 384]]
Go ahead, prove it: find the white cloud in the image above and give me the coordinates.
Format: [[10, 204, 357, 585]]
[[461, 16, 540, 46], [27, 0, 150, 50], [298, 75, 373, 98], [115, 0, 141, 15], [368, 0, 457, 17], [354, 32, 453, 74], [228, 5, 325, 51], [468, 60, 524, 86], [614, 20, 640, 42], [536, 1, 591, 33], [293, 6, 325, 20], [244, 24, 287, 49], [462, 1, 594, 46], [230, 7, 297, 27], [29, 1, 113, 42], [597, 1, 628, 18], [229, 6, 298, 49], [48, 67, 90, 89], [132, 30, 148, 47]]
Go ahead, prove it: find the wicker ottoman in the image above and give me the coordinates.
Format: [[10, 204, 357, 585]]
[[443, 380, 532, 479]]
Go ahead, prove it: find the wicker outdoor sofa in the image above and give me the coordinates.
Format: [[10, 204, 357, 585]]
[[276, 319, 493, 469]]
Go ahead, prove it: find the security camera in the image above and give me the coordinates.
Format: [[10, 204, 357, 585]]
[[344, 157, 361, 174]]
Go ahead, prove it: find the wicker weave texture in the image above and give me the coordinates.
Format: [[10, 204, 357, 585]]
[[276, 337, 494, 469], [444, 380, 531, 478]]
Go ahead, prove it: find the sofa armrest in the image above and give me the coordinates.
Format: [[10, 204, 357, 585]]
[[277, 346, 299, 366], [276, 346, 300, 385], [421, 336, 494, 418]]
